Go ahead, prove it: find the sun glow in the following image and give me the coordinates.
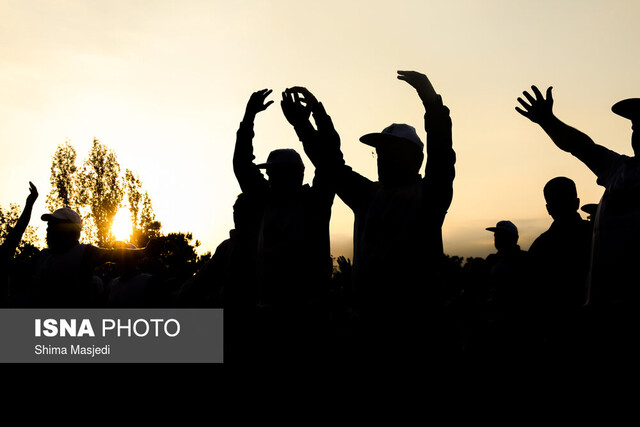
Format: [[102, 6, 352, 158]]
[[111, 208, 133, 243]]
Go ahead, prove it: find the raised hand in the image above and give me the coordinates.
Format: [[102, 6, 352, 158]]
[[26, 181, 38, 206], [397, 70, 438, 107], [245, 89, 274, 117], [281, 86, 318, 127], [336, 256, 352, 274], [516, 85, 554, 124]]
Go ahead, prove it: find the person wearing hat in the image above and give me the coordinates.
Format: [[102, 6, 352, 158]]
[[31, 206, 159, 307], [517, 86, 640, 356], [484, 220, 534, 356], [0, 182, 38, 307], [527, 177, 592, 354], [232, 89, 335, 361], [281, 71, 456, 362]]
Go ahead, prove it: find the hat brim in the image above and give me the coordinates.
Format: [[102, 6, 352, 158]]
[[486, 226, 518, 235], [360, 133, 421, 149], [581, 204, 598, 214], [612, 98, 640, 121]]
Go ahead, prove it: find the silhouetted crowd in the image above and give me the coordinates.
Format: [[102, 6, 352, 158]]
[[3, 72, 640, 368]]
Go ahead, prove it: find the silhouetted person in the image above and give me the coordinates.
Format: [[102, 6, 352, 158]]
[[0, 182, 37, 306], [484, 220, 534, 357], [32, 207, 158, 307], [528, 177, 592, 355], [517, 88, 640, 356], [106, 242, 155, 307], [233, 89, 335, 362], [281, 71, 455, 363]]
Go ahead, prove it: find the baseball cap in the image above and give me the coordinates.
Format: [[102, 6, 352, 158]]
[[256, 149, 304, 169], [359, 123, 424, 151], [612, 98, 640, 121], [41, 207, 82, 229], [486, 220, 518, 236]]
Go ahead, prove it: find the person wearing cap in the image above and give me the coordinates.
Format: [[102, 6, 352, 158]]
[[233, 89, 335, 360], [0, 182, 38, 307], [281, 71, 456, 362], [527, 177, 592, 354], [517, 86, 640, 355], [32, 206, 159, 307], [484, 220, 534, 356]]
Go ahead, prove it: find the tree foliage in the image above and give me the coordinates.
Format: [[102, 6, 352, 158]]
[[124, 169, 161, 247], [79, 138, 124, 247], [47, 138, 161, 247], [46, 140, 80, 211]]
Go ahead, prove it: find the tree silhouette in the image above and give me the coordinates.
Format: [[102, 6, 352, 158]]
[[124, 169, 161, 247], [46, 140, 81, 211], [77, 138, 124, 247], [47, 138, 157, 247]]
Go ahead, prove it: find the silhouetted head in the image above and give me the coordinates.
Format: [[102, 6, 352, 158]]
[[257, 149, 304, 193], [612, 98, 640, 156], [486, 220, 519, 252], [41, 207, 82, 252], [360, 124, 424, 185], [543, 177, 579, 220], [233, 193, 260, 232]]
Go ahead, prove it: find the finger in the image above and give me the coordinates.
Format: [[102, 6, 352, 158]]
[[517, 97, 531, 109], [530, 85, 543, 100], [515, 106, 529, 117], [546, 86, 554, 103], [523, 91, 536, 104], [264, 89, 273, 98], [264, 100, 274, 109]]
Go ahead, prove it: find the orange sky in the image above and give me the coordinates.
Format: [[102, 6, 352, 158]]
[[1, 1, 639, 259]]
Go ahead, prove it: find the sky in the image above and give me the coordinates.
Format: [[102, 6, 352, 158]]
[[1, 0, 639, 259]]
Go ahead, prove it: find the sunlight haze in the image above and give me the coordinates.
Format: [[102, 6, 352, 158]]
[[1, 0, 639, 259]]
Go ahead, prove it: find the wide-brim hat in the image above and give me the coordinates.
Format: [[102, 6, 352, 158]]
[[256, 148, 304, 169], [612, 98, 640, 121]]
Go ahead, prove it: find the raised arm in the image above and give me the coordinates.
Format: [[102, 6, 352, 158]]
[[233, 89, 273, 194], [281, 86, 341, 168], [516, 85, 612, 176], [83, 238, 162, 269], [282, 86, 375, 209], [398, 71, 455, 211], [0, 182, 38, 259]]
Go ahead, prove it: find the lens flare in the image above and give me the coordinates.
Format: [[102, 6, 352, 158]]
[[111, 208, 132, 242]]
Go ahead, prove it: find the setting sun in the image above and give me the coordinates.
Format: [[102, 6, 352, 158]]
[[111, 208, 133, 243]]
